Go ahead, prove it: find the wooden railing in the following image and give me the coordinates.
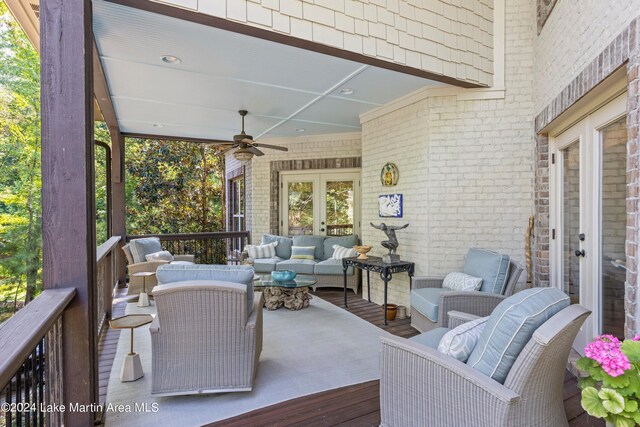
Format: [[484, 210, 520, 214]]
[[96, 236, 121, 338], [0, 288, 76, 427], [126, 231, 251, 265], [326, 224, 354, 236]]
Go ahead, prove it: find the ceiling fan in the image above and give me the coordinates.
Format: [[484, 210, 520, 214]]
[[218, 110, 288, 161]]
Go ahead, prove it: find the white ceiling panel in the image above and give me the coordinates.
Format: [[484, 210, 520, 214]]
[[92, 0, 446, 140]]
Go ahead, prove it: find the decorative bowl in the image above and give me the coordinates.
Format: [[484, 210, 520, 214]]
[[271, 270, 297, 281], [354, 245, 373, 260]]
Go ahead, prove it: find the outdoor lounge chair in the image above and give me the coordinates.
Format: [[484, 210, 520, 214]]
[[380, 293, 590, 427], [410, 248, 524, 332], [150, 279, 263, 396]]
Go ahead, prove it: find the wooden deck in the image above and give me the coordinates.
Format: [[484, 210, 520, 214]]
[[98, 288, 601, 426]]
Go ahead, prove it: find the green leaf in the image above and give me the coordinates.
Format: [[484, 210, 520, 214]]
[[599, 388, 625, 414], [578, 376, 598, 390], [624, 399, 638, 413], [576, 356, 598, 372], [613, 415, 636, 427], [603, 372, 631, 388], [582, 387, 609, 418], [621, 341, 640, 363]]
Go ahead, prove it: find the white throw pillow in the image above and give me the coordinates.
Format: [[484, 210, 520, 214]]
[[442, 272, 483, 291], [332, 245, 357, 259], [438, 316, 489, 362], [245, 242, 278, 259], [145, 250, 174, 262]]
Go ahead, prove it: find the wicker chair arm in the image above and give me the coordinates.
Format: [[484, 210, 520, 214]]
[[149, 316, 160, 334], [438, 292, 506, 327], [246, 292, 263, 329], [411, 276, 444, 290], [128, 260, 170, 274], [173, 254, 195, 262], [447, 311, 482, 328], [380, 335, 519, 425]]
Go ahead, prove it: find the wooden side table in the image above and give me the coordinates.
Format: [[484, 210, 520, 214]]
[[342, 256, 415, 325], [131, 271, 155, 307], [109, 314, 153, 382]]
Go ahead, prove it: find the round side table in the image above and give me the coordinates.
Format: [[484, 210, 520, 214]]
[[109, 314, 153, 382], [131, 271, 155, 307]]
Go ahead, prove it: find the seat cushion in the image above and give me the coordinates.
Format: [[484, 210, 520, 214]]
[[410, 327, 450, 349], [437, 316, 489, 362], [314, 258, 354, 275], [463, 248, 511, 294], [410, 288, 452, 322], [155, 264, 256, 314], [261, 234, 293, 259], [253, 257, 283, 273], [276, 259, 317, 275], [467, 287, 570, 384], [129, 237, 163, 263], [122, 244, 134, 264], [169, 261, 194, 266], [292, 236, 325, 260], [323, 235, 358, 259]]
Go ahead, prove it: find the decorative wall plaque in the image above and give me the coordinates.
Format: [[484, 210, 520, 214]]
[[380, 162, 399, 186]]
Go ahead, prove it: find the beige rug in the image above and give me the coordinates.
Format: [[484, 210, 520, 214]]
[[104, 296, 390, 426]]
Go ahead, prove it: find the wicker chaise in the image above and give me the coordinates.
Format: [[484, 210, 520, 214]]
[[150, 280, 263, 396], [411, 259, 524, 332], [380, 304, 590, 427]]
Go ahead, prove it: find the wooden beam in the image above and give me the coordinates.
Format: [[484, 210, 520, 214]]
[[40, 0, 97, 424], [123, 132, 233, 145], [111, 131, 127, 286], [103, 0, 483, 89], [93, 39, 118, 131]]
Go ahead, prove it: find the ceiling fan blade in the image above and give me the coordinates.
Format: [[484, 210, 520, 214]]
[[241, 137, 254, 144], [247, 146, 265, 156], [219, 144, 239, 155], [252, 143, 289, 152], [208, 140, 236, 145]]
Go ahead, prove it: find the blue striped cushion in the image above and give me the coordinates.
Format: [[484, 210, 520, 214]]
[[467, 287, 570, 383], [463, 248, 511, 294], [290, 246, 316, 260]]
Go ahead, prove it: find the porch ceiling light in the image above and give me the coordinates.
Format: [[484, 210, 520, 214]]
[[339, 88, 354, 95], [296, 128, 305, 132], [233, 148, 254, 161], [161, 55, 182, 64]]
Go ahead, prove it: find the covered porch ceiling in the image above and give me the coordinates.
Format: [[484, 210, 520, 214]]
[[8, 0, 447, 142]]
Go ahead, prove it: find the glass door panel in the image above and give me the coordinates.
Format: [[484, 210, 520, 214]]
[[600, 117, 627, 338], [287, 181, 315, 236], [324, 180, 355, 236], [562, 142, 581, 305]]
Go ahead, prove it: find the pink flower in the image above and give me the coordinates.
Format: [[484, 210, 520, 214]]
[[584, 335, 632, 377], [633, 335, 640, 341]]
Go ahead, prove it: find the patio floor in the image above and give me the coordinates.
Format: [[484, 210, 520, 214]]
[[98, 288, 602, 426]]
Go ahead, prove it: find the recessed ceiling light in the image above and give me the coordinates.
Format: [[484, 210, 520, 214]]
[[152, 123, 164, 128], [339, 88, 354, 95], [161, 55, 182, 64], [296, 128, 306, 132]]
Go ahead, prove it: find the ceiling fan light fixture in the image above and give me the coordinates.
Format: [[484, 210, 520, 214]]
[[233, 148, 254, 161], [161, 55, 182, 64]]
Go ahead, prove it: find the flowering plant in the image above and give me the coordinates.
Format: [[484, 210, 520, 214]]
[[577, 335, 640, 427]]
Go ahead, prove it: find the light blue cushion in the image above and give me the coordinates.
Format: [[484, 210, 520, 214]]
[[155, 264, 256, 313], [437, 316, 489, 362], [292, 235, 325, 260], [261, 234, 293, 259], [410, 288, 451, 322], [463, 248, 511, 294], [323, 235, 358, 260], [467, 287, 570, 384], [129, 237, 163, 263], [253, 257, 283, 273], [290, 246, 316, 260], [314, 258, 354, 276], [410, 327, 450, 349], [276, 259, 317, 275]]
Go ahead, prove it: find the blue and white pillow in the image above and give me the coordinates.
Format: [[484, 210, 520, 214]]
[[245, 241, 278, 259], [331, 245, 357, 259], [145, 250, 174, 262], [438, 316, 489, 362], [442, 272, 483, 291], [290, 246, 316, 260]]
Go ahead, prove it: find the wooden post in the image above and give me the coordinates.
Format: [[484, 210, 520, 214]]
[[111, 131, 127, 286], [40, 0, 97, 425]]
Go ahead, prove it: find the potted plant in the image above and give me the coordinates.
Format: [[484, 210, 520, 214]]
[[576, 334, 640, 427]]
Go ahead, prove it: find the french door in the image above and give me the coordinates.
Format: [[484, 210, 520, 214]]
[[550, 93, 627, 352], [281, 170, 360, 237]]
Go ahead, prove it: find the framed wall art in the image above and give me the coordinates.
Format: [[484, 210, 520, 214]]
[[380, 162, 399, 186], [378, 194, 403, 218]]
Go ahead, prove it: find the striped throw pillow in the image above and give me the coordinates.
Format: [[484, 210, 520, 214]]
[[331, 245, 357, 259], [290, 246, 316, 260], [245, 242, 278, 259]]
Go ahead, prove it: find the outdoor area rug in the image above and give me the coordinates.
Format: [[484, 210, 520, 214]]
[[104, 295, 390, 426]]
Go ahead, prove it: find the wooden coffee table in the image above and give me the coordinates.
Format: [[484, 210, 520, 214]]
[[254, 275, 317, 310]]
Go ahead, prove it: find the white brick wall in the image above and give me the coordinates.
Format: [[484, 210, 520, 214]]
[[360, 0, 534, 309], [225, 134, 362, 240], [535, 0, 640, 114], [169, 0, 494, 87]]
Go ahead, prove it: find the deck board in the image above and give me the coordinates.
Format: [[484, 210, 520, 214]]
[[98, 287, 601, 426]]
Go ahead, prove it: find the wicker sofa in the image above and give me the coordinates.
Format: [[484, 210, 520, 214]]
[[241, 234, 361, 294]]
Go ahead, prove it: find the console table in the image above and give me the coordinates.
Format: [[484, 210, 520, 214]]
[[342, 256, 415, 325]]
